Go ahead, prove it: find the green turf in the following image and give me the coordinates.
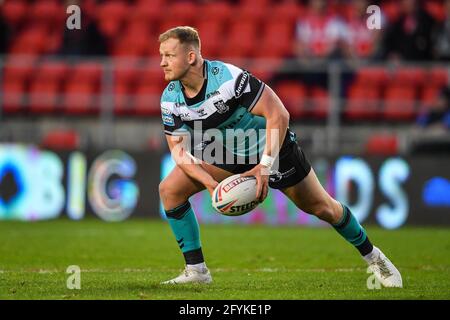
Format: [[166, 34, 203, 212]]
[[0, 219, 449, 300]]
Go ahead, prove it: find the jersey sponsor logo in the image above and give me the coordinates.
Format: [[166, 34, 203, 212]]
[[180, 112, 191, 121], [214, 100, 229, 114], [235, 71, 250, 98], [175, 102, 186, 108], [206, 91, 220, 99], [162, 113, 175, 126]]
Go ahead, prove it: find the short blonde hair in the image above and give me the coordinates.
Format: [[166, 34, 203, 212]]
[[158, 26, 201, 50]]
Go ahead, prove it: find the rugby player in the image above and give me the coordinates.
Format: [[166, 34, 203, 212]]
[[158, 26, 402, 287]]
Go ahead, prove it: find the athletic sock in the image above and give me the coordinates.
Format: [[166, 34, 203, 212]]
[[165, 201, 204, 264], [332, 203, 374, 256]]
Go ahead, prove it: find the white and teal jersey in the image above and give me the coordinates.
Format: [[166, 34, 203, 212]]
[[160, 60, 293, 160]]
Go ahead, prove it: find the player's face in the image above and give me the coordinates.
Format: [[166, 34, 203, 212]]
[[159, 38, 190, 81]]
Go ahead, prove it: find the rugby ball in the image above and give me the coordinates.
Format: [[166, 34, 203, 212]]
[[212, 174, 259, 216]]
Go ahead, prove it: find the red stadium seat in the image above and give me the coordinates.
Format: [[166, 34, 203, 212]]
[[383, 86, 416, 121], [380, 0, 401, 23], [222, 22, 257, 58], [391, 67, 426, 88], [30, 0, 64, 27], [1, 0, 28, 27], [274, 81, 307, 119], [345, 84, 380, 120], [429, 68, 448, 87], [97, 1, 129, 38], [310, 86, 329, 119], [41, 129, 80, 150], [63, 63, 102, 115], [9, 26, 48, 55], [2, 82, 25, 114], [193, 21, 223, 58], [29, 62, 68, 114], [256, 22, 295, 58], [420, 85, 442, 108], [2, 60, 35, 114], [354, 67, 388, 87], [424, 0, 446, 22], [198, 1, 233, 24], [268, 1, 304, 24], [365, 133, 399, 156], [133, 84, 161, 116]]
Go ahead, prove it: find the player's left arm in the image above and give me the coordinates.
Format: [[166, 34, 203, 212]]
[[241, 85, 290, 202]]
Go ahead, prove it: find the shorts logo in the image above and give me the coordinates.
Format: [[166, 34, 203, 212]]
[[269, 167, 296, 183], [168, 83, 175, 91], [212, 67, 220, 75], [214, 100, 229, 114], [162, 114, 175, 126], [234, 71, 250, 98]]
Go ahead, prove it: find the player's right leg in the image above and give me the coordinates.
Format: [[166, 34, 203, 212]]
[[159, 163, 233, 284], [159, 165, 211, 284]]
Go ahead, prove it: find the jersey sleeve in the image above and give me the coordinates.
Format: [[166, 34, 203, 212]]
[[235, 71, 265, 111], [160, 101, 189, 136], [222, 63, 265, 111]]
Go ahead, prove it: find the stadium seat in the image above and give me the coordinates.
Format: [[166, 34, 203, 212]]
[[193, 21, 223, 58], [383, 86, 416, 121], [198, 1, 233, 24], [345, 84, 380, 120], [310, 86, 329, 119], [221, 22, 257, 58], [380, 0, 401, 23], [420, 85, 442, 107], [274, 81, 307, 119], [391, 67, 426, 88], [97, 1, 129, 38], [63, 63, 102, 115], [30, 0, 64, 27], [133, 84, 161, 116], [429, 68, 448, 87], [256, 21, 295, 58], [9, 26, 48, 55], [354, 67, 388, 87], [2, 60, 35, 114], [29, 62, 68, 114], [41, 129, 80, 150], [365, 133, 399, 156], [268, 1, 304, 25], [1, 0, 28, 27], [424, 0, 446, 22]]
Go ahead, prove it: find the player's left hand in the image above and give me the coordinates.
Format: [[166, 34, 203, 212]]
[[241, 164, 270, 203]]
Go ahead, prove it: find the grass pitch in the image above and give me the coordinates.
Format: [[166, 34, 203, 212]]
[[0, 219, 449, 300]]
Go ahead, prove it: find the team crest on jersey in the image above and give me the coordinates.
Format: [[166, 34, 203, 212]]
[[212, 67, 220, 75], [214, 100, 229, 114], [168, 83, 175, 91]]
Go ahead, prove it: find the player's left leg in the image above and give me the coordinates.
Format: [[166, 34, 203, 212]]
[[280, 168, 403, 288]]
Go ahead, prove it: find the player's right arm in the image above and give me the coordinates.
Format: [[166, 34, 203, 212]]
[[165, 134, 218, 195]]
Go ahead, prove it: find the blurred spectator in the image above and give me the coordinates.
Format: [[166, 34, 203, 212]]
[[295, 0, 348, 60], [417, 87, 450, 131], [434, 0, 450, 61], [58, 0, 108, 56], [380, 0, 439, 61], [341, 0, 383, 60]]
